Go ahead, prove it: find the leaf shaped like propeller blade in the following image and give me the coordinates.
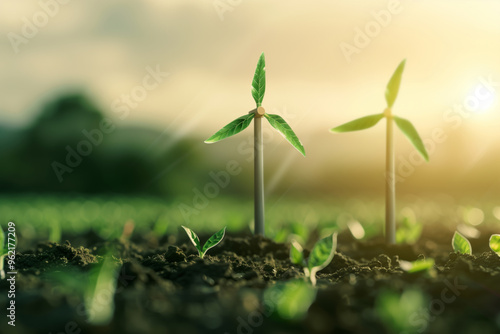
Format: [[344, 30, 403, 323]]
[[264, 114, 305, 156], [385, 59, 406, 108], [205, 113, 255, 143], [330, 113, 384, 133], [251, 53, 266, 107], [202, 226, 226, 256], [393, 116, 429, 161], [182, 225, 203, 256], [452, 231, 472, 255]]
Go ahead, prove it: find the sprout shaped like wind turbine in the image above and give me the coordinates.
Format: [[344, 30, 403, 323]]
[[331, 59, 429, 244], [205, 53, 305, 236]]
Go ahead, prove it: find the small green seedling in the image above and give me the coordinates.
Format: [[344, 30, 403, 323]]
[[48, 252, 120, 325], [489, 234, 500, 256], [396, 210, 423, 244], [376, 288, 428, 334], [290, 233, 337, 286], [399, 258, 435, 275], [182, 226, 226, 259], [49, 219, 61, 243], [264, 279, 316, 320], [85, 254, 119, 325], [452, 231, 472, 255], [331, 60, 429, 244], [0, 226, 7, 279], [205, 53, 305, 236]]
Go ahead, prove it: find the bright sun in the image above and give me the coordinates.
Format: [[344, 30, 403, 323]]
[[470, 83, 497, 113]]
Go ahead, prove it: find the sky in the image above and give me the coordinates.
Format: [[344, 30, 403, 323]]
[[1, 0, 500, 196]]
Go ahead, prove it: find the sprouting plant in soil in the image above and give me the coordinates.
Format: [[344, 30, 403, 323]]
[[264, 279, 316, 320], [290, 233, 337, 286], [85, 254, 120, 325], [399, 258, 435, 276], [182, 226, 226, 258], [205, 53, 305, 235], [48, 252, 120, 325], [489, 234, 500, 256], [0, 225, 7, 279], [331, 59, 429, 244], [452, 231, 472, 255]]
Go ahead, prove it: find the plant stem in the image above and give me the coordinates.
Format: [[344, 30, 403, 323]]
[[254, 116, 265, 235], [385, 113, 396, 244]]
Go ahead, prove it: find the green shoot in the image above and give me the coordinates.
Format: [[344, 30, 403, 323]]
[[182, 226, 226, 259], [290, 233, 337, 286], [85, 254, 120, 325], [452, 231, 472, 255], [264, 279, 316, 320], [396, 210, 422, 244], [399, 258, 435, 275], [376, 288, 428, 333], [489, 234, 500, 256], [0, 225, 7, 279], [204, 52, 305, 236], [331, 59, 429, 244], [49, 220, 61, 244]]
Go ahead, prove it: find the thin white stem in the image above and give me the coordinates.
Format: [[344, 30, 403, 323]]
[[254, 116, 265, 235], [385, 114, 396, 244]]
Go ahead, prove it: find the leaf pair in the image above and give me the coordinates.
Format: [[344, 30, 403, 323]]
[[205, 53, 305, 156], [331, 59, 429, 162], [182, 226, 226, 259], [290, 233, 337, 286]]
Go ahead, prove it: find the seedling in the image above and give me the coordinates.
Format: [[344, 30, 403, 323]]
[[396, 211, 422, 244], [264, 279, 316, 320], [376, 288, 428, 334], [205, 53, 305, 235], [331, 60, 429, 244], [48, 252, 120, 325], [182, 226, 226, 259], [0, 225, 7, 279], [399, 258, 435, 275], [290, 233, 337, 286], [85, 254, 120, 325], [489, 234, 500, 256], [452, 231, 472, 255]]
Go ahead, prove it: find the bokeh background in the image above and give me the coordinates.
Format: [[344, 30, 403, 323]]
[[1, 0, 500, 239]]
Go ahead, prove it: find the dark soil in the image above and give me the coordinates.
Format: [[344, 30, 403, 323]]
[[1, 226, 500, 334]]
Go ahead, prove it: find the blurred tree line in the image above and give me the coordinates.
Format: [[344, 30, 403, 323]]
[[0, 93, 202, 197]]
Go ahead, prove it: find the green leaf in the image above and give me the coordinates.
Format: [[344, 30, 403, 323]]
[[290, 240, 304, 265], [204, 113, 255, 143], [85, 254, 119, 325], [452, 231, 472, 255], [385, 59, 406, 108], [251, 53, 266, 107], [393, 116, 429, 161], [264, 114, 305, 156], [265, 279, 316, 320], [202, 226, 226, 257], [308, 233, 337, 273], [182, 226, 203, 257], [400, 258, 435, 273], [330, 113, 384, 133], [489, 234, 500, 256]]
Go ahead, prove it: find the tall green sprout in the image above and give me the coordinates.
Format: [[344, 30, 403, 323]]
[[331, 60, 429, 244], [205, 53, 305, 235]]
